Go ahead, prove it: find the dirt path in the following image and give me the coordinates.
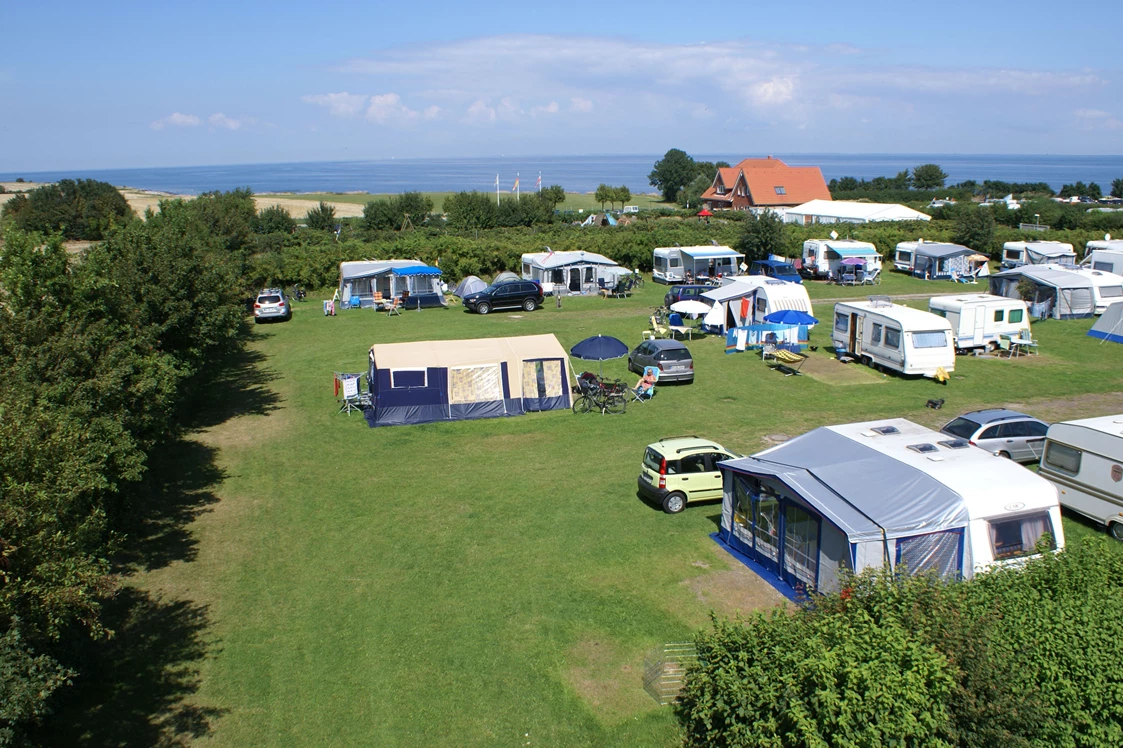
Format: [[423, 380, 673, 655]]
[[812, 292, 961, 304]]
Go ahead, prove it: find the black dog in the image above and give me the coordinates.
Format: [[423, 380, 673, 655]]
[[926, 398, 945, 410]]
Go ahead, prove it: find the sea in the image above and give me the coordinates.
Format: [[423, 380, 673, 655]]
[[2, 153, 1121, 196]]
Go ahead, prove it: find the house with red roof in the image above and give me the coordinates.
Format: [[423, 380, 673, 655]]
[[702, 157, 831, 212]]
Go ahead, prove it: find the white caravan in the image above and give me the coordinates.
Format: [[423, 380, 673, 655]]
[[928, 294, 1031, 352], [832, 298, 955, 378], [1038, 415, 1123, 540], [1082, 239, 1123, 275], [1001, 241, 1077, 269], [701, 278, 814, 333], [652, 245, 743, 284], [801, 239, 881, 279]]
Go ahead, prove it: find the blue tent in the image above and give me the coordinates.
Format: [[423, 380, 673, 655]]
[[365, 334, 572, 427]]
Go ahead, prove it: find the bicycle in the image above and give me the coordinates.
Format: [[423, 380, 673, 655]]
[[632, 273, 645, 289], [572, 375, 628, 415]]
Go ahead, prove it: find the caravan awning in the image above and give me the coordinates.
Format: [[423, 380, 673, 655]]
[[681, 247, 744, 260], [830, 246, 879, 257], [703, 282, 757, 303], [392, 265, 442, 277]]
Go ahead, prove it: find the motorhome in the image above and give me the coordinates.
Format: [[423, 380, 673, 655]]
[[801, 239, 881, 279], [928, 294, 1031, 352], [1038, 415, 1123, 540], [1000, 241, 1077, 269], [832, 298, 955, 378], [702, 278, 814, 334], [652, 245, 743, 284], [1081, 239, 1123, 275], [717, 418, 1065, 594]]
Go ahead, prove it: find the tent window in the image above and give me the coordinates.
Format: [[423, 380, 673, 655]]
[[911, 331, 947, 349], [584, 267, 594, 282], [391, 369, 427, 388], [521, 360, 562, 399], [1043, 442, 1081, 474], [994, 309, 1005, 322], [989, 512, 1056, 560], [896, 530, 962, 579], [449, 364, 502, 404], [1009, 309, 1024, 323]]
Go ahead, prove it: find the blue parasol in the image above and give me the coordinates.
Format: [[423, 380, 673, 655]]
[[763, 309, 819, 326], [570, 335, 629, 376]]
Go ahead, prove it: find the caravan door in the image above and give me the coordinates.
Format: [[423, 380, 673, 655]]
[[849, 313, 861, 355], [973, 306, 986, 344]]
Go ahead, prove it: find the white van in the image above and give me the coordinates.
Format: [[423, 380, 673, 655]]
[[832, 298, 955, 377], [802, 239, 880, 279], [928, 294, 1031, 352], [1038, 415, 1123, 540]]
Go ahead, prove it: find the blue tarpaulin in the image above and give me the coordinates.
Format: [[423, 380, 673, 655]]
[[725, 324, 806, 353]]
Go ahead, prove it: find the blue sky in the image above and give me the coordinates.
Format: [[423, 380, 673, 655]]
[[2, 0, 1121, 170]]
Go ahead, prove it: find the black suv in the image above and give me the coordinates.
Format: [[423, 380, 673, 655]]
[[663, 284, 714, 308], [462, 280, 543, 314]]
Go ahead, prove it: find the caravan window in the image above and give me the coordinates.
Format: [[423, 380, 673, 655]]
[[994, 309, 1005, 322], [1043, 442, 1082, 474], [391, 369, 427, 388], [670, 257, 682, 268], [1009, 309, 1024, 323], [911, 331, 947, 349], [989, 512, 1056, 560], [871, 323, 883, 345], [1101, 286, 1123, 298], [756, 298, 767, 314], [834, 313, 849, 332], [1005, 249, 1021, 261], [884, 328, 901, 348], [897, 250, 912, 263]]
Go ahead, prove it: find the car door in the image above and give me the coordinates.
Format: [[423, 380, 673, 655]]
[[493, 284, 516, 309], [976, 424, 1002, 455], [995, 422, 1029, 461], [677, 453, 713, 503], [697, 453, 731, 500], [630, 343, 650, 372], [1023, 420, 1048, 461]]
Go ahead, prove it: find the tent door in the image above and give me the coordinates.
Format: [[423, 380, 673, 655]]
[[781, 503, 820, 593], [569, 268, 581, 291], [753, 494, 780, 574], [973, 306, 986, 342]]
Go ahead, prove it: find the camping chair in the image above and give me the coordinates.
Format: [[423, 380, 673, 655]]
[[372, 291, 386, 309], [613, 278, 634, 299], [349, 295, 362, 309], [861, 268, 881, 285], [996, 336, 1012, 358], [386, 297, 402, 317], [768, 348, 808, 376], [668, 313, 692, 340], [642, 315, 668, 341], [632, 366, 659, 402]]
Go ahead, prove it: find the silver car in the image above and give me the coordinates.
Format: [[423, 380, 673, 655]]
[[627, 339, 694, 383], [254, 288, 292, 323], [940, 409, 1049, 463]]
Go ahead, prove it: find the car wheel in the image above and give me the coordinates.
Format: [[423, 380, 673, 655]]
[[662, 492, 687, 514], [998, 450, 1012, 460], [522, 298, 536, 312], [1110, 523, 1123, 542], [476, 302, 491, 315]]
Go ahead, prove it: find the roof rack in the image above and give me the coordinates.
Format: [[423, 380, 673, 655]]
[[867, 295, 892, 307]]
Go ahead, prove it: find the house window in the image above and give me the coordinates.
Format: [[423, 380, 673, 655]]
[[774, 186, 786, 195], [1009, 309, 1024, 323], [884, 328, 901, 348], [994, 309, 1005, 322], [391, 369, 427, 388]]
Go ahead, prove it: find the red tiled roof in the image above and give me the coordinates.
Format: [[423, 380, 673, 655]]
[[736, 157, 831, 206]]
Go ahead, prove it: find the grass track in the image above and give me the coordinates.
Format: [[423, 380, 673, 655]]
[[111, 275, 1123, 746], [258, 191, 668, 214]]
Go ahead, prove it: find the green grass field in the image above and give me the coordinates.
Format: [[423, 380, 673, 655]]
[[259, 191, 668, 214], [115, 275, 1123, 746]]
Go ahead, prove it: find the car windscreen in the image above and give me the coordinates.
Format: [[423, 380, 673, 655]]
[[773, 264, 796, 273], [942, 417, 981, 440], [258, 295, 281, 304], [656, 349, 691, 362]]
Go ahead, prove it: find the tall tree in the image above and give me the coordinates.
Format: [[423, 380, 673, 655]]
[[952, 207, 997, 257], [305, 201, 336, 231], [649, 149, 696, 203], [1112, 178, 1123, 199], [913, 164, 949, 190], [594, 184, 613, 210], [735, 211, 787, 262]]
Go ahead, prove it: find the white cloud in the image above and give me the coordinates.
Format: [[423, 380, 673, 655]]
[[150, 112, 201, 130], [365, 93, 417, 123], [423, 105, 442, 119], [209, 113, 249, 130], [464, 99, 496, 123], [1075, 108, 1123, 130], [301, 92, 368, 117], [531, 101, 560, 116], [570, 97, 593, 113]]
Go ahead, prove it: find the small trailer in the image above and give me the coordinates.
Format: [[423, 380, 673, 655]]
[[832, 297, 955, 378], [928, 293, 1031, 352], [1038, 415, 1123, 540]]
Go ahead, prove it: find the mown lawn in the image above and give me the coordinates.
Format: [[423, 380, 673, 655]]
[[135, 277, 1123, 746]]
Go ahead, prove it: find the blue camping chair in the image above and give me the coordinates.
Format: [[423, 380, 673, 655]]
[[632, 366, 659, 402], [349, 295, 362, 310]]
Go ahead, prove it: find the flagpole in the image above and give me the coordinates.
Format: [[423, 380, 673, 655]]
[[496, 173, 500, 207], [516, 172, 520, 202], [537, 171, 542, 193]]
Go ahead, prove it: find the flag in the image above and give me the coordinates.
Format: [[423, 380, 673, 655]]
[[495, 173, 499, 187], [544, 246, 554, 259], [536, 173, 542, 190], [512, 176, 519, 192]]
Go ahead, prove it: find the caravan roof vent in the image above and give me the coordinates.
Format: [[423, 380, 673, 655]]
[[868, 295, 892, 307], [907, 443, 939, 454], [870, 425, 900, 436], [937, 439, 970, 450]]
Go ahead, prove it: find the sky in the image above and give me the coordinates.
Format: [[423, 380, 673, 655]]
[[2, 0, 1121, 171]]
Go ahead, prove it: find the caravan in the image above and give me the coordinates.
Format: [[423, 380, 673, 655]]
[[801, 239, 881, 279], [652, 245, 743, 284], [520, 250, 628, 295], [894, 240, 987, 280], [1082, 239, 1123, 275], [1000, 241, 1077, 269], [832, 298, 955, 378], [717, 418, 1065, 595], [928, 294, 1031, 352], [1038, 415, 1123, 540]]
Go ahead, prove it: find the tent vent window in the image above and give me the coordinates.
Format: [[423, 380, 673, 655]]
[[391, 369, 427, 388], [870, 426, 900, 436], [937, 439, 970, 450], [896, 530, 962, 579], [907, 443, 939, 454]]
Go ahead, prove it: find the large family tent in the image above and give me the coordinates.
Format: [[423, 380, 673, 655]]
[[989, 266, 1096, 319], [1088, 302, 1123, 344], [717, 419, 1064, 596], [782, 200, 931, 225], [365, 334, 572, 427], [339, 260, 446, 308], [520, 250, 628, 295]]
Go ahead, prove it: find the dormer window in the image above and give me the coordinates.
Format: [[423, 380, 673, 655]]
[[774, 186, 786, 195]]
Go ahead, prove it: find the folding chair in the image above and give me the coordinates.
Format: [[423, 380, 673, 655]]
[[768, 348, 808, 376], [372, 291, 386, 309], [632, 366, 659, 402], [386, 297, 402, 317], [642, 315, 668, 340]]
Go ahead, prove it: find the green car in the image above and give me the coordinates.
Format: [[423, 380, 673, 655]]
[[637, 436, 738, 514]]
